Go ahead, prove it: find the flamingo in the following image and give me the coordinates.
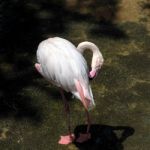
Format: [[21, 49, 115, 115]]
[[35, 37, 104, 145]]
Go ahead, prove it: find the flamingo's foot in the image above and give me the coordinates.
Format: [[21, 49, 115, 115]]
[[76, 133, 91, 143], [58, 134, 75, 145]]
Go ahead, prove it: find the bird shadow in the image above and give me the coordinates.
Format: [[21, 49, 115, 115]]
[[73, 124, 134, 150]]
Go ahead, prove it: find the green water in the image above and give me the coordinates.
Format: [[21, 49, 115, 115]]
[[0, 0, 150, 150]]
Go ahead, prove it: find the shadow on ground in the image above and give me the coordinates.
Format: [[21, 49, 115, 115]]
[[0, 0, 126, 121], [0, 69, 43, 123], [74, 124, 134, 150]]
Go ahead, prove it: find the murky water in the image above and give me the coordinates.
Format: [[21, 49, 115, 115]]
[[0, 0, 150, 150]]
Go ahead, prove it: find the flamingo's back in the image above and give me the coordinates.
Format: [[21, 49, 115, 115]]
[[36, 37, 95, 109]]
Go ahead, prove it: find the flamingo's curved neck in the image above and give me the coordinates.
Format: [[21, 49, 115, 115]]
[[77, 42, 98, 54], [77, 42, 103, 69]]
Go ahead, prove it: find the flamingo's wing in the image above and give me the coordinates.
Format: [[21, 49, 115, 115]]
[[74, 79, 95, 110]]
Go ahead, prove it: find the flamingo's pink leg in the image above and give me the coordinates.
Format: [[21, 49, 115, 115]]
[[58, 89, 75, 145], [75, 80, 91, 143]]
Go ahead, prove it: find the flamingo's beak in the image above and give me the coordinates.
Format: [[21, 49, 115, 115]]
[[88, 70, 97, 80]]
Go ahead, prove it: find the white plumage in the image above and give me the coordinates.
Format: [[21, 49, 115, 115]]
[[36, 37, 95, 109]]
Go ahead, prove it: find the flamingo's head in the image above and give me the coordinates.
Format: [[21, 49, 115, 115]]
[[89, 55, 104, 79]]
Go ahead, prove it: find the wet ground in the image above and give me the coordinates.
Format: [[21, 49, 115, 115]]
[[0, 0, 150, 150]]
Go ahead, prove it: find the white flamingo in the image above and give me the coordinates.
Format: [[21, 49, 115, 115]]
[[35, 37, 104, 145]]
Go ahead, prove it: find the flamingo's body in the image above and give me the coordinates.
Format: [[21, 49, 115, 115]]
[[35, 37, 104, 144], [36, 37, 95, 109]]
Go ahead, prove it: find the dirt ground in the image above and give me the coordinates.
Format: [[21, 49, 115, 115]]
[[0, 0, 150, 150]]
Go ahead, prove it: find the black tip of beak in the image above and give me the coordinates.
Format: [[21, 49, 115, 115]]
[[89, 76, 94, 80]]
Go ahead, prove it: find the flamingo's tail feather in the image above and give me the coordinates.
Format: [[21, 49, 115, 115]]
[[35, 63, 43, 75]]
